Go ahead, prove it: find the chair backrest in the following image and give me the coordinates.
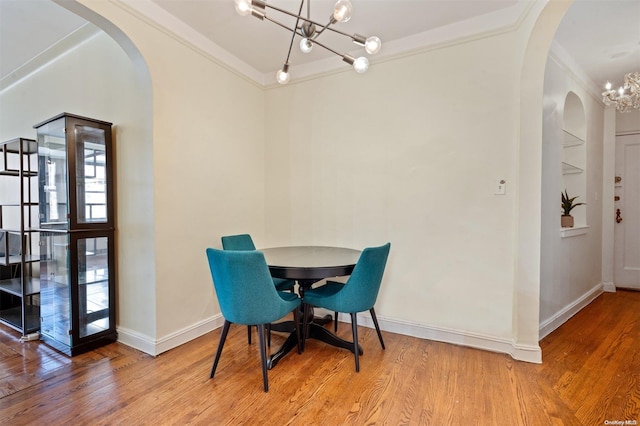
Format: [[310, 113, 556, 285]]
[[206, 248, 291, 325], [221, 234, 256, 251], [338, 243, 391, 313]]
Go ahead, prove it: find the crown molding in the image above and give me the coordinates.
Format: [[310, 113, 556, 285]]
[[118, 0, 533, 88], [548, 40, 604, 107], [116, 0, 267, 87], [0, 23, 101, 93], [1, 0, 535, 91]]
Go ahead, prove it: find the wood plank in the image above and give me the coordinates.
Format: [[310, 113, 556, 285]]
[[1, 290, 639, 424]]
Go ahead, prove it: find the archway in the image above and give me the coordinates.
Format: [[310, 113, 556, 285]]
[[50, 0, 157, 351], [514, 0, 573, 363]]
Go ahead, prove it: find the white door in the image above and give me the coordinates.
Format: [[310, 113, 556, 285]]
[[614, 133, 640, 289]]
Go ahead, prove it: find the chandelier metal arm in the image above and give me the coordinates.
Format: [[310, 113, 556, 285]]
[[282, 0, 307, 65], [306, 35, 341, 57], [253, 0, 358, 42], [236, 0, 380, 83], [262, 16, 343, 59], [310, 20, 332, 39]]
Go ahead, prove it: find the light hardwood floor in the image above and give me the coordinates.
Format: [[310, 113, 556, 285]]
[[1, 290, 639, 425]]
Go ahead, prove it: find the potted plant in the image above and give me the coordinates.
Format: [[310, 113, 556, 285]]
[[561, 189, 585, 228]]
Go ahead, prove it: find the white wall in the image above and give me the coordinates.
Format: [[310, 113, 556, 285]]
[[76, 0, 267, 352], [616, 110, 640, 134], [0, 30, 156, 340], [265, 31, 521, 341], [2, 0, 578, 359], [539, 53, 605, 337]]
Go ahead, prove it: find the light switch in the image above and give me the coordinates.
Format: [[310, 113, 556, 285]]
[[495, 179, 506, 195]]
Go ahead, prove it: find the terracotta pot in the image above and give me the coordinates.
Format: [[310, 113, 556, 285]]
[[561, 215, 574, 228]]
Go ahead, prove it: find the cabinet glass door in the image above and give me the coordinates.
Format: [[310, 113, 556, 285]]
[[74, 125, 108, 224], [37, 117, 68, 228], [77, 235, 110, 338], [40, 232, 70, 345]]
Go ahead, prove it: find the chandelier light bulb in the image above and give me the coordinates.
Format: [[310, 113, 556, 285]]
[[242, 0, 382, 81], [276, 68, 290, 84], [300, 38, 314, 54], [602, 72, 640, 113], [353, 56, 369, 73], [364, 36, 381, 55], [333, 0, 353, 23], [234, 0, 252, 16]]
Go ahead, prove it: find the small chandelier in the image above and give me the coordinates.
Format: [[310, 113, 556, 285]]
[[234, 0, 382, 84], [602, 72, 640, 113]]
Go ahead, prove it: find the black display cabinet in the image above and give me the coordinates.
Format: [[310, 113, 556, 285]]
[[34, 113, 117, 355]]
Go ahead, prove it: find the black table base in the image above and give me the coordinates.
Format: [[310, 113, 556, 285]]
[[267, 310, 363, 370], [259, 248, 363, 370]]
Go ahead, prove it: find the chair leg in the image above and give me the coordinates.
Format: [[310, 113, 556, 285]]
[[257, 324, 269, 392], [267, 323, 271, 348], [302, 304, 309, 352], [211, 320, 231, 378], [369, 308, 385, 350], [350, 313, 360, 373], [293, 307, 302, 354], [334, 312, 339, 332], [247, 325, 252, 345]]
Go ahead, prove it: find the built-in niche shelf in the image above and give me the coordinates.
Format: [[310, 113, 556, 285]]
[[560, 226, 589, 238], [563, 129, 585, 147], [562, 162, 583, 174], [562, 129, 585, 175]]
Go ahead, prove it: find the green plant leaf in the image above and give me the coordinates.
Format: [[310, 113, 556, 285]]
[[561, 190, 586, 215]]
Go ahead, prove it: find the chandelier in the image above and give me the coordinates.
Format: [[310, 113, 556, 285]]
[[234, 0, 381, 84], [602, 72, 640, 113]]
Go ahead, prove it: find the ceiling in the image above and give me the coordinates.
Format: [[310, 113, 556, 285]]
[[1, 0, 639, 90]]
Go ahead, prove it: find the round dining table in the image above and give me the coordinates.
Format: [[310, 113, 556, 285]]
[[260, 246, 362, 369]]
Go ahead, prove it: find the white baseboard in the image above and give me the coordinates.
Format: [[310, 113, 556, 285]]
[[328, 309, 542, 364], [603, 281, 616, 292], [117, 314, 224, 356], [119, 308, 544, 363], [538, 282, 604, 340]]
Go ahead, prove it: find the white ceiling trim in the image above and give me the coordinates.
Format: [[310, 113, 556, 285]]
[[117, 0, 267, 86], [266, 1, 533, 87], [0, 23, 101, 93], [0, 0, 534, 91], [549, 40, 604, 107], [119, 0, 533, 88]]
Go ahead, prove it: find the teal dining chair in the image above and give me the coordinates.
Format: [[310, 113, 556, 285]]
[[221, 234, 296, 344], [221, 234, 295, 291], [206, 248, 302, 392], [302, 242, 390, 372]]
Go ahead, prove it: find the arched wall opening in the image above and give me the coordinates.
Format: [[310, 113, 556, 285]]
[[49, 0, 157, 346], [515, 0, 574, 363]]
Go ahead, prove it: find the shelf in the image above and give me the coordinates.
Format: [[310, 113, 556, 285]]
[[0, 277, 41, 296], [563, 129, 585, 147], [560, 226, 589, 238], [0, 136, 40, 336], [0, 227, 42, 233], [562, 162, 583, 174], [0, 138, 38, 154], [0, 170, 37, 177], [0, 305, 41, 334], [0, 254, 39, 266]]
